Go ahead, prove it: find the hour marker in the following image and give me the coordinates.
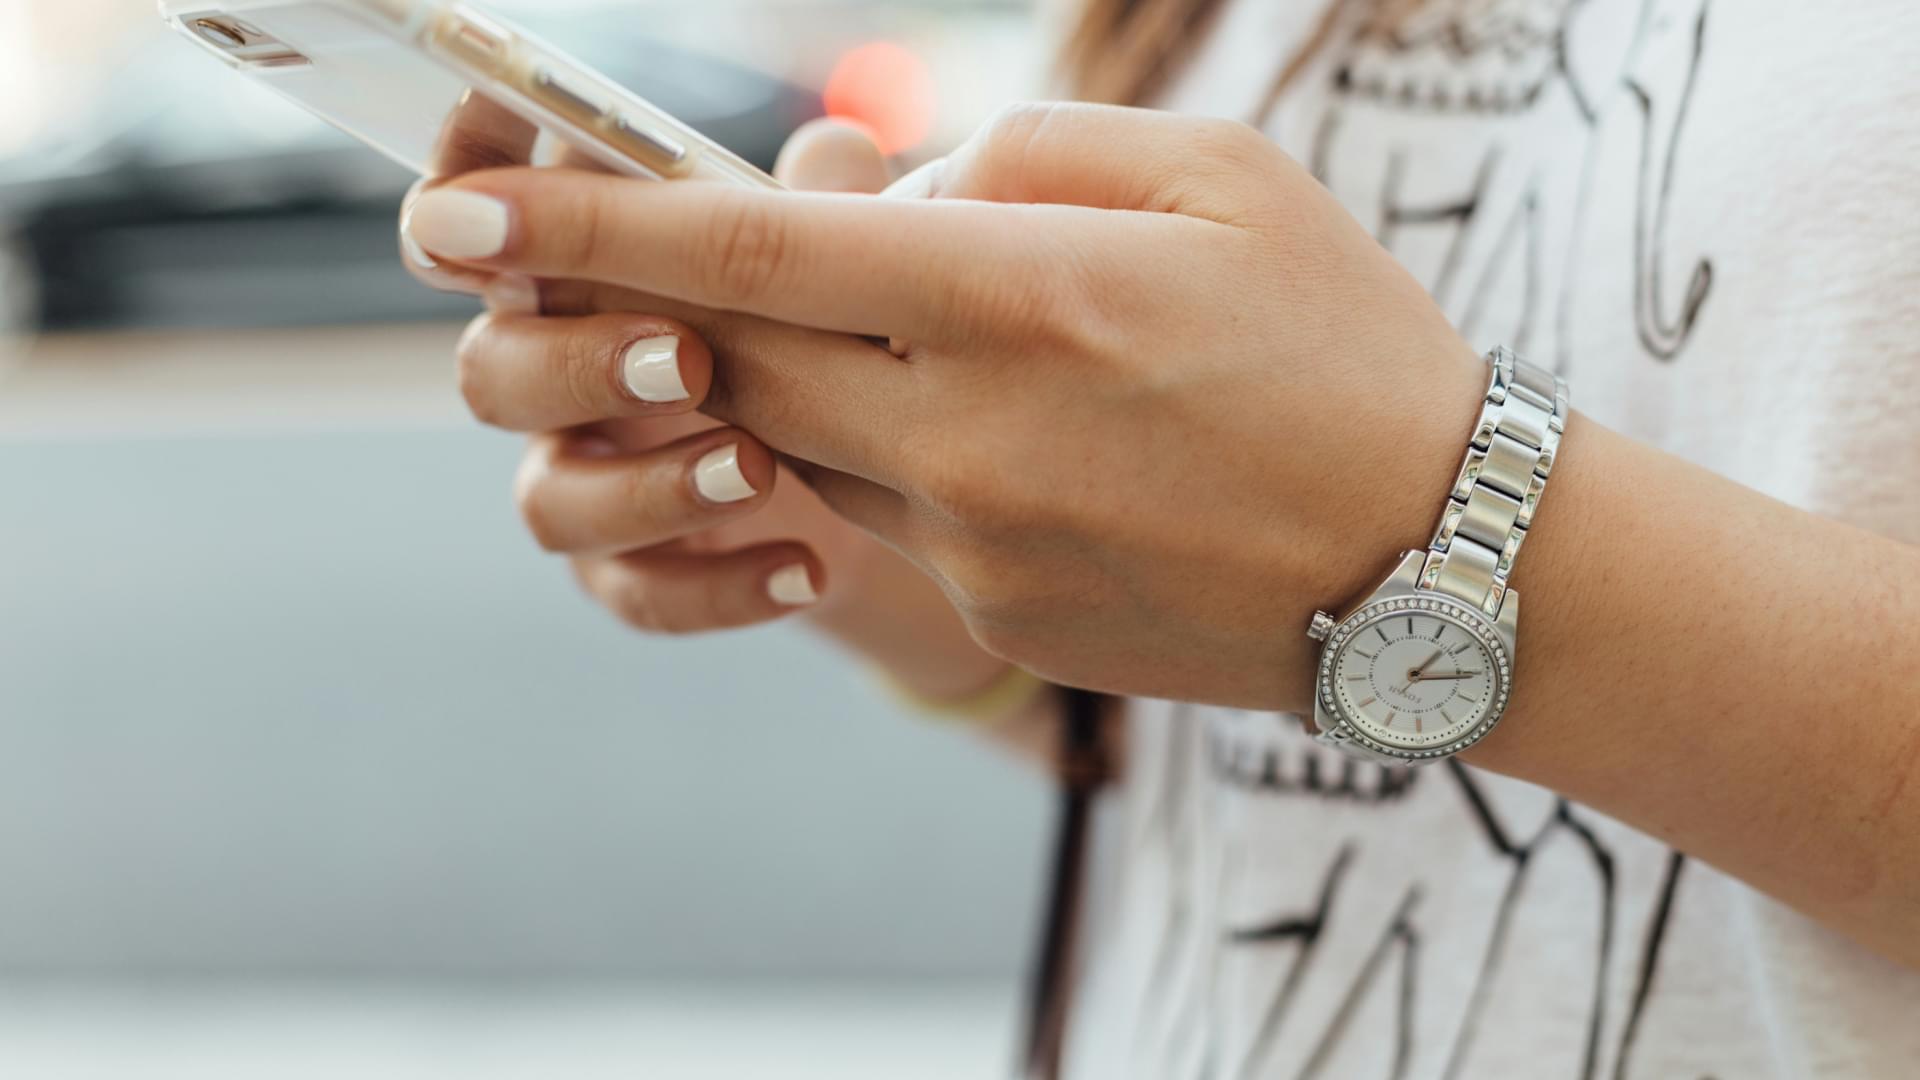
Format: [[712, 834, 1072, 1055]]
[[1346, 675, 1367, 682], [1356, 649, 1377, 659], [1377, 627, 1390, 644], [1383, 710, 1397, 728], [1450, 643, 1473, 655], [1430, 625, 1444, 641], [1439, 709, 1453, 725], [1358, 697, 1377, 708], [1406, 617, 1414, 636], [1414, 714, 1423, 733]]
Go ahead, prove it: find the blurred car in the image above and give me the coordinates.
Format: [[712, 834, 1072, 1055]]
[[0, 10, 821, 333]]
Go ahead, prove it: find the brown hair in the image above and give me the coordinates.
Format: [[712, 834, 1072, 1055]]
[[1059, 0, 1354, 118]]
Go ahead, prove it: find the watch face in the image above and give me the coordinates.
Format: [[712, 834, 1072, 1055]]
[[1318, 596, 1511, 758]]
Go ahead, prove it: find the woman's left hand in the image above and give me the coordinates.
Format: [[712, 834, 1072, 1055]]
[[404, 103, 1496, 710]]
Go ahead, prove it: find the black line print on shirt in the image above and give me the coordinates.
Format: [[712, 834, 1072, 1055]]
[[1194, 728, 1669, 1080], [1267, 0, 1715, 374], [1116, 6, 1723, 1077]]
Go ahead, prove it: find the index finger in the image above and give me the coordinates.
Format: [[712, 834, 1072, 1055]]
[[401, 167, 1081, 342]]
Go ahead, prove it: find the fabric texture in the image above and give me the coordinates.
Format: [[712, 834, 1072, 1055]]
[[1062, 2, 1920, 1077]]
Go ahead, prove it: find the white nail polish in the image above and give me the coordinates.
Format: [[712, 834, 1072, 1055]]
[[768, 564, 819, 607], [694, 445, 756, 504], [622, 336, 689, 403], [486, 274, 542, 315], [400, 230, 438, 270], [404, 189, 512, 260]]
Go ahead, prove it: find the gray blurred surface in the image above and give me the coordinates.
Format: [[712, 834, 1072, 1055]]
[[0, 424, 1048, 980], [0, 982, 1017, 1079]]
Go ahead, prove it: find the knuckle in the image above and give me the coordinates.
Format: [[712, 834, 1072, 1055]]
[[562, 186, 610, 275], [1182, 119, 1286, 200], [558, 329, 614, 416], [979, 102, 1055, 157], [513, 466, 568, 553], [517, 498, 567, 554], [455, 319, 507, 427], [619, 458, 670, 522], [701, 194, 790, 306], [1191, 116, 1263, 156], [610, 578, 668, 633]]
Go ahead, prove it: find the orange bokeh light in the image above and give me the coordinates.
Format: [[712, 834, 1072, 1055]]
[[822, 42, 936, 156]]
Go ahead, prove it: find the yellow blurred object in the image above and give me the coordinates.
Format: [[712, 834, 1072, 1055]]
[[883, 662, 1053, 726]]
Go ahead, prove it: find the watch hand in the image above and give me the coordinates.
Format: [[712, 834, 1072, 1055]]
[[1417, 671, 1483, 681], [1405, 648, 1445, 684]]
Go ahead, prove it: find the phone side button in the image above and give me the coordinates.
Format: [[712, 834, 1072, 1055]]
[[532, 69, 610, 125], [607, 114, 692, 178], [430, 9, 509, 74]]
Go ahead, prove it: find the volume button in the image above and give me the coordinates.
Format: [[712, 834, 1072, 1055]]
[[431, 8, 509, 74], [530, 68, 609, 124], [606, 113, 692, 177]]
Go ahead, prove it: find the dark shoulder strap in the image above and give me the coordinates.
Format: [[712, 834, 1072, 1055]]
[[1021, 688, 1112, 1080]]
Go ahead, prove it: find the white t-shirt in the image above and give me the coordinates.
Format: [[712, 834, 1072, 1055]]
[[1063, 2, 1920, 1077]]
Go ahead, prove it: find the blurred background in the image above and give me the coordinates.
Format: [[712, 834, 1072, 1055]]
[[0, 1, 1053, 1075]]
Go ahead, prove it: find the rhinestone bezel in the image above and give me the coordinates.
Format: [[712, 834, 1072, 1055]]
[[1316, 594, 1512, 761]]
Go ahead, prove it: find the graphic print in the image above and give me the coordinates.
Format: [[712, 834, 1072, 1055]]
[[1122, 3, 1724, 1078], [1271, 0, 1715, 372]]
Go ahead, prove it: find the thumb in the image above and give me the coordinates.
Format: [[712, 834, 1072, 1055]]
[[928, 102, 1282, 216], [773, 119, 893, 194]]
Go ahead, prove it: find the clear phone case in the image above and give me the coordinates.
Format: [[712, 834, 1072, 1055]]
[[158, 0, 781, 188]]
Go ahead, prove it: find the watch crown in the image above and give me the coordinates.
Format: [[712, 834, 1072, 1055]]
[[1307, 611, 1335, 642]]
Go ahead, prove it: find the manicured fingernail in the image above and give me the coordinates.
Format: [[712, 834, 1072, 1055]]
[[405, 189, 511, 259], [693, 444, 756, 504], [622, 336, 689, 403], [486, 274, 541, 315], [767, 564, 818, 607], [400, 230, 438, 270]]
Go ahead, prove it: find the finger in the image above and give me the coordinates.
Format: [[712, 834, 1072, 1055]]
[[515, 427, 776, 556], [469, 280, 913, 483], [400, 178, 495, 294], [429, 88, 540, 176], [456, 312, 712, 432], [400, 92, 544, 293], [774, 119, 892, 194], [882, 157, 946, 200], [934, 102, 1281, 221], [574, 542, 824, 634], [781, 455, 916, 552], [401, 167, 1069, 342]]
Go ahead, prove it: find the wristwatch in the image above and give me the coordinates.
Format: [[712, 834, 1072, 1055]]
[[1304, 348, 1568, 765]]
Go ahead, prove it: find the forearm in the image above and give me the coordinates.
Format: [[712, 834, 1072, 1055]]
[[1465, 416, 1920, 964]]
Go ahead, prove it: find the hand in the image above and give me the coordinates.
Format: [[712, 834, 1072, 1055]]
[[402, 103, 1494, 710], [406, 119, 1009, 706]]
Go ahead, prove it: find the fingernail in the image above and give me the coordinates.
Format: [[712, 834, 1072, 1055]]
[[622, 335, 689, 403], [693, 444, 756, 504], [405, 189, 511, 260], [486, 274, 542, 315], [400, 230, 438, 270], [767, 564, 818, 607]]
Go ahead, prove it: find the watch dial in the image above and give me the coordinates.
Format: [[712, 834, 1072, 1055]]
[[1330, 606, 1503, 751]]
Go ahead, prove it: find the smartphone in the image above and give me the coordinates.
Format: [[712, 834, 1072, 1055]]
[[158, 0, 781, 188]]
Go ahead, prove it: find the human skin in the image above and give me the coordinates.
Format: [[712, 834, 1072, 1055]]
[[403, 103, 1920, 966], [404, 116, 1068, 765]]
